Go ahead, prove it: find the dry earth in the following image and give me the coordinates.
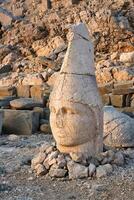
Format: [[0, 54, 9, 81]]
[[0, 134, 134, 200]]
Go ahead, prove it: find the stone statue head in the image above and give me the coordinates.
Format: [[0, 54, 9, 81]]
[[49, 23, 103, 157]]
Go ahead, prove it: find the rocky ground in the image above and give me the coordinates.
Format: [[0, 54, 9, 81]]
[[0, 134, 134, 200]]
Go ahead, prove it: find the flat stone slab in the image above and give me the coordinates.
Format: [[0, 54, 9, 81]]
[[0, 96, 17, 107], [10, 98, 43, 109], [1, 109, 39, 135]]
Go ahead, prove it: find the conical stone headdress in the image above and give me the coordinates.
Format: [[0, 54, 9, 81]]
[[50, 23, 102, 108]]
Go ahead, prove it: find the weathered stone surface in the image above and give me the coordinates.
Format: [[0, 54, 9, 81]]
[[96, 164, 113, 178], [49, 165, 67, 178], [50, 23, 103, 158], [22, 74, 44, 86], [31, 153, 47, 169], [112, 152, 124, 166], [10, 98, 43, 109], [67, 161, 88, 179], [112, 88, 134, 95], [110, 94, 125, 107], [98, 83, 113, 95], [0, 96, 17, 107], [104, 106, 134, 147], [1, 109, 39, 135], [120, 51, 134, 64], [36, 164, 47, 176], [88, 163, 96, 177], [114, 81, 134, 90], [0, 110, 3, 134], [0, 64, 12, 74], [101, 94, 110, 106], [17, 85, 30, 98], [30, 85, 44, 101], [0, 86, 16, 97], [40, 123, 51, 134]]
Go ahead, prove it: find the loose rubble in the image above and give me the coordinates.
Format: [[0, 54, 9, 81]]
[[31, 142, 128, 179]]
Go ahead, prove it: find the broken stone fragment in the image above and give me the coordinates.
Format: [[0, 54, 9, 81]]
[[40, 123, 51, 134], [10, 98, 43, 109], [0, 110, 3, 134], [104, 106, 134, 147], [112, 152, 124, 166], [36, 164, 48, 176], [96, 164, 113, 178], [88, 163, 96, 177], [120, 51, 134, 64], [1, 109, 39, 135], [49, 164, 67, 178], [31, 153, 47, 170], [67, 160, 88, 179]]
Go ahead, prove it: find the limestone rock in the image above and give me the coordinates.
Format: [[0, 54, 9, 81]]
[[40, 123, 51, 134], [36, 164, 47, 176], [8, 134, 19, 141], [22, 74, 44, 86], [50, 23, 103, 158], [16, 85, 30, 98], [104, 106, 134, 147], [10, 98, 43, 109], [96, 164, 113, 178], [1, 109, 39, 135], [88, 163, 96, 177], [0, 64, 12, 74], [0, 110, 3, 134], [67, 161, 88, 179], [112, 152, 124, 166], [31, 153, 47, 169], [0, 96, 17, 108], [49, 165, 67, 178], [0, 86, 16, 97], [120, 51, 134, 64]]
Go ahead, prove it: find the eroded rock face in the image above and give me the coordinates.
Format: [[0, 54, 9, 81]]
[[104, 106, 134, 147], [49, 23, 103, 158]]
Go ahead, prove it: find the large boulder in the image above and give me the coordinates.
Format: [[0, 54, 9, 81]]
[[1, 109, 39, 135], [104, 106, 134, 147]]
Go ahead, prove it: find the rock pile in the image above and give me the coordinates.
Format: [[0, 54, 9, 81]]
[[31, 142, 126, 179]]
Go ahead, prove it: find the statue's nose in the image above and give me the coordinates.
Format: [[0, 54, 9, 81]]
[[56, 109, 64, 128]]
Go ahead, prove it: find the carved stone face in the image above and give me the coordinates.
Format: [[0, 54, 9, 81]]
[[50, 100, 97, 147]]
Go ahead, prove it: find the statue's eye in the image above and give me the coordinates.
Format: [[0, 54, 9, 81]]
[[67, 109, 75, 114]]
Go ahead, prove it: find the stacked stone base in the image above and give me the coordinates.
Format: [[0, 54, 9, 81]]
[[31, 142, 126, 179]]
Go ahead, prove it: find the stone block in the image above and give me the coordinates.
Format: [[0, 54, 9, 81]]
[[110, 94, 125, 107], [117, 107, 134, 117], [114, 81, 134, 90], [112, 88, 134, 95], [1, 109, 39, 135], [101, 94, 111, 105], [0, 86, 16, 97], [30, 85, 43, 101], [131, 94, 134, 107], [17, 85, 30, 98], [0, 110, 3, 134], [98, 82, 113, 95], [0, 96, 17, 108]]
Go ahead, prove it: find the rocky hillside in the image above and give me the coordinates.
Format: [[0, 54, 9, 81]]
[[0, 0, 134, 111]]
